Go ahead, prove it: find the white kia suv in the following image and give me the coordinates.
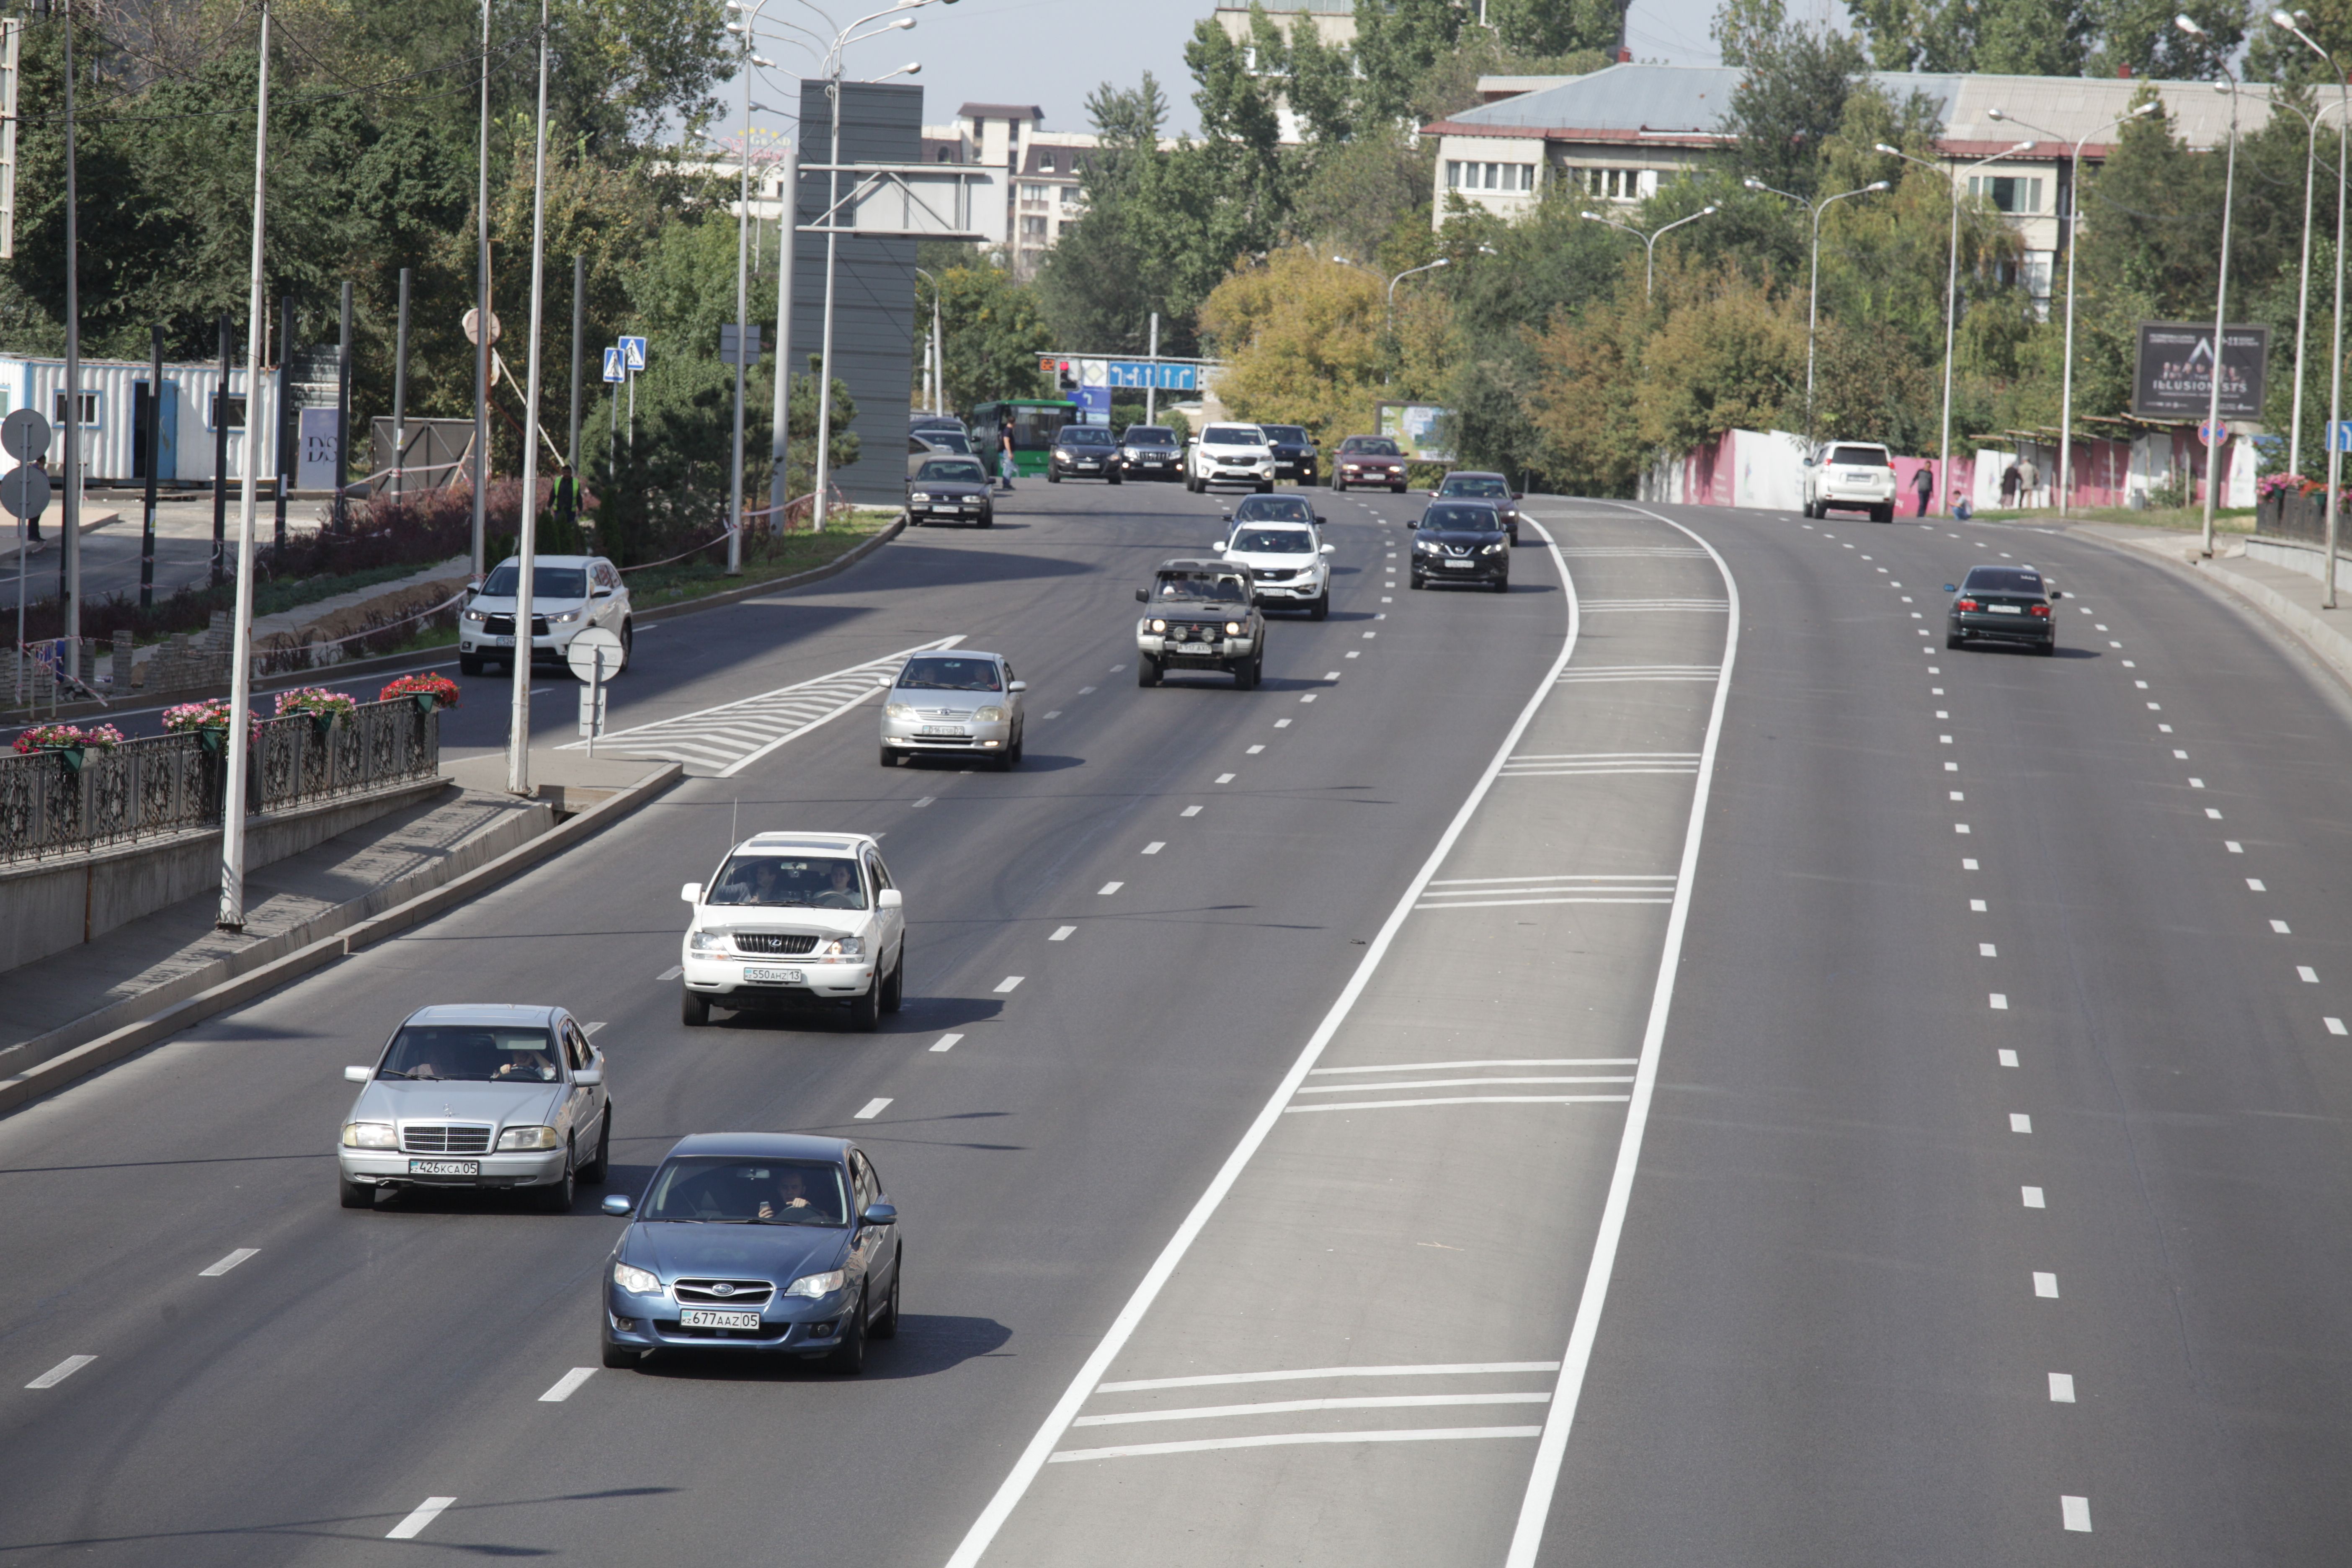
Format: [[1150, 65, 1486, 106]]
[[1216, 495, 1333, 619]]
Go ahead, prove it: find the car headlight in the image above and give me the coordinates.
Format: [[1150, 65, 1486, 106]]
[[549, 607, 582, 624], [497, 1125, 562, 1151], [462, 608, 486, 623], [1483, 541, 1506, 554], [817, 935, 865, 959], [884, 703, 914, 720], [689, 929, 725, 951], [910, 491, 931, 502], [613, 1262, 661, 1295], [1415, 539, 1437, 552], [972, 704, 1006, 722], [784, 1268, 847, 1299], [342, 1121, 397, 1150], [1149, 618, 1167, 632]]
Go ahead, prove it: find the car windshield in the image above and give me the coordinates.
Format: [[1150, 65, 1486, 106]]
[[1963, 568, 2045, 594], [1157, 572, 1249, 603], [479, 564, 587, 599], [1829, 446, 1890, 467], [897, 655, 1003, 691], [1124, 427, 1174, 446], [1060, 427, 1114, 446], [378, 1024, 559, 1083], [1262, 426, 1307, 443], [704, 854, 869, 909], [1233, 496, 1312, 523], [1204, 427, 1261, 446], [640, 1157, 850, 1225], [1444, 476, 1509, 497], [917, 459, 987, 483], [922, 432, 973, 454], [1341, 438, 1400, 455], [1233, 527, 1313, 554], [1423, 504, 1504, 532]]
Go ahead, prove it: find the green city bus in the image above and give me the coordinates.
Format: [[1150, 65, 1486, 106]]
[[972, 399, 1078, 479]]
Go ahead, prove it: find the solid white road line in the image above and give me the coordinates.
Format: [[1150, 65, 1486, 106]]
[[25, 1356, 95, 1390], [1310, 1058, 1637, 1074], [854, 1098, 892, 1120], [2011, 1114, 2032, 1133], [1285, 1095, 1631, 1115], [1050, 1427, 1544, 1464], [931, 1033, 964, 1052], [386, 1498, 457, 1540], [1099, 1361, 1561, 1394], [1073, 1392, 1551, 1427], [539, 1368, 596, 1403], [2049, 1372, 2076, 1402], [995, 976, 1024, 993], [2035, 1272, 2060, 1297], [939, 516, 1585, 1568], [1293, 1075, 1633, 1094], [2062, 1496, 2093, 1532], [1050, 926, 1076, 942], [199, 1248, 259, 1277]]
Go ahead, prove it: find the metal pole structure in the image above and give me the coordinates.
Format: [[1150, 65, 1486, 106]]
[[567, 253, 583, 531], [335, 279, 351, 529], [272, 293, 291, 560], [212, 312, 230, 583], [219, 4, 272, 934], [2282, 14, 2352, 606], [60, 0, 78, 681], [472, 0, 492, 578], [812, 77, 843, 534], [392, 266, 410, 504], [727, 52, 753, 574], [140, 325, 159, 608], [507, 0, 552, 797], [770, 141, 796, 529], [1146, 311, 1158, 423], [2187, 40, 2239, 558], [1579, 205, 1717, 300]]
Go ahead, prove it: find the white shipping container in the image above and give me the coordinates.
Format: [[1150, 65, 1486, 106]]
[[0, 354, 285, 486]]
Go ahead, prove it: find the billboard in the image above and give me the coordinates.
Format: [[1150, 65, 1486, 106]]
[[1376, 401, 1455, 463], [2133, 322, 2268, 420]]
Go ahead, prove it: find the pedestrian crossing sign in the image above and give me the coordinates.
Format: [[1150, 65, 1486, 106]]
[[602, 347, 625, 384]]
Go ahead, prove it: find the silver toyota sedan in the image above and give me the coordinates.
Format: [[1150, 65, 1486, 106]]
[[878, 649, 1027, 770], [337, 1004, 611, 1212]]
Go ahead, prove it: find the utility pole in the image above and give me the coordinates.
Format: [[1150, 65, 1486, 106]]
[[0, 18, 20, 262], [472, 0, 492, 577], [392, 266, 410, 504], [508, 0, 553, 797], [273, 293, 291, 561], [566, 253, 583, 533], [769, 142, 796, 530], [140, 325, 159, 607], [335, 279, 351, 528], [212, 313, 230, 584], [219, 3, 272, 934], [60, 0, 80, 681], [1146, 311, 1158, 424]]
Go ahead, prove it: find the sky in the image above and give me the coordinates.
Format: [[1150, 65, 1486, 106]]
[[736, 0, 1746, 150]]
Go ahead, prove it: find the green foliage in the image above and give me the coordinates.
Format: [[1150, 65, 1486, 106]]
[[1487, 0, 1627, 57], [1850, 0, 2236, 75], [1352, 0, 1467, 126], [1712, 0, 1786, 65], [1721, 27, 1871, 201], [921, 263, 1050, 412]]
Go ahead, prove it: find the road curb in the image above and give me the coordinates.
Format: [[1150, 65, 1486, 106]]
[[0, 759, 682, 1119], [633, 514, 906, 626], [2073, 531, 2352, 693]]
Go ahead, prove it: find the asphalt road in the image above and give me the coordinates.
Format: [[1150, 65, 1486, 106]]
[[8, 487, 2352, 1566]]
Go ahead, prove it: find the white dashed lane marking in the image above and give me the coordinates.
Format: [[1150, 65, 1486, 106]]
[[539, 1368, 596, 1403], [387, 1498, 457, 1540], [930, 1033, 964, 1052], [854, 1098, 892, 1120], [25, 1356, 95, 1390]]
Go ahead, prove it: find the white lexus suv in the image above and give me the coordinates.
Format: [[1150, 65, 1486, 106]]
[[679, 833, 906, 1032], [1804, 441, 1898, 522], [1185, 423, 1275, 493]]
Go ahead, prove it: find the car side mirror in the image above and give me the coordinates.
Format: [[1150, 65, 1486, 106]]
[[601, 1194, 634, 1216], [1219, 509, 1231, 520], [593, 585, 613, 597], [680, 882, 701, 904], [1007, 679, 1027, 692], [1135, 587, 1148, 602], [2049, 589, 2064, 600], [1512, 491, 1524, 500], [860, 1202, 898, 1228], [344, 1064, 371, 1083], [1942, 584, 1957, 593], [1320, 543, 1335, 555], [573, 1067, 603, 1087], [877, 888, 904, 910]]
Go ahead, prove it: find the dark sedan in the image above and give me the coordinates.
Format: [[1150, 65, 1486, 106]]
[[1261, 423, 1320, 485], [1333, 435, 1408, 493], [1120, 425, 1183, 480], [1944, 564, 2062, 654], [1047, 425, 1122, 483], [907, 456, 995, 527], [1410, 500, 1510, 592], [601, 1132, 902, 1372], [1433, 470, 1522, 542]]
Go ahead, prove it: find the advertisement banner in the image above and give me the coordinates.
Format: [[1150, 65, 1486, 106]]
[[2133, 322, 2268, 419], [1376, 402, 1455, 463]]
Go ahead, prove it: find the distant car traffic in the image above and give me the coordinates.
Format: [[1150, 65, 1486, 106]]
[[1945, 565, 2062, 655], [1119, 425, 1183, 480], [906, 455, 995, 527], [1217, 495, 1333, 619], [1433, 471, 1523, 542], [1137, 559, 1265, 687], [880, 650, 1026, 769], [1410, 501, 1511, 592], [678, 833, 907, 1029], [1805, 441, 1898, 521], [337, 1004, 611, 1211], [599, 1132, 902, 1372], [1185, 423, 1275, 493], [1333, 436, 1407, 493], [910, 415, 967, 443], [459, 555, 632, 679], [1048, 425, 1122, 483], [908, 430, 974, 456], [1260, 424, 1320, 486]]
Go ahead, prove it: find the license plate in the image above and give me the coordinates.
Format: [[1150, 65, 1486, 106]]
[[1444, 559, 1477, 569], [409, 1159, 479, 1176], [919, 724, 967, 735], [1078, 462, 1099, 468], [743, 966, 804, 983], [1985, 604, 2022, 614], [679, 1308, 762, 1330]]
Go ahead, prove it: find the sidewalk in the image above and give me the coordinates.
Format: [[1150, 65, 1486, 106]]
[[2068, 522, 2352, 689]]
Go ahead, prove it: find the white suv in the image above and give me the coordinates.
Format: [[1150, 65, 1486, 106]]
[[1185, 423, 1275, 493], [1804, 442, 1898, 522], [679, 833, 906, 1032], [460, 554, 632, 677], [1217, 502, 1333, 619]]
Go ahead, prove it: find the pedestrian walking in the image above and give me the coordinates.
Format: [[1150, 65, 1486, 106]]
[[2000, 462, 2021, 508], [2018, 456, 2040, 506], [996, 417, 1018, 492], [1912, 463, 1935, 517]]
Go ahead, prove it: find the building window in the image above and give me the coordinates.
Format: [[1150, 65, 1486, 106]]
[[1039, 154, 1055, 173], [1021, 215, 1047, 239], [1969, 175, 2044, 214], [210, 392, 246, 432], [1023, 183, 1049, 201], [1445, 160, 1461, 188], [53, 389, 98, 428]]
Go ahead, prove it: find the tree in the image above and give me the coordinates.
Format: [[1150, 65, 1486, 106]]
[[1200, 248, 1387, 449], [1292, 126, 1432, 264], [923, 263, 1050, 412], [1488, 0, 1624, 57], [1712, 0, 1787, 66], [1720, 28, 1871, 200], [1353, 0, 1466, 125]]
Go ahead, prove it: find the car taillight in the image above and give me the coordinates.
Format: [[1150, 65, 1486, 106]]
[[1955, 598, 1978, 611], [2028, 603, 2050, 618]]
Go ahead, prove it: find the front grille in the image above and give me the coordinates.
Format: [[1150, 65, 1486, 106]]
[[480, 616, 551, 638], [735, 933, 818, 956], [402, 1123, 493, 1154], [676, 1278, 777, 1306]]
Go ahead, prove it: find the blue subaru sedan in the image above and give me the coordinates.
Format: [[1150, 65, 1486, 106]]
[[600, 1132, 902, 1372]]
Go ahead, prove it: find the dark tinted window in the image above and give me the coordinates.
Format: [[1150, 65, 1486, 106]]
[[1059, 426, 1114, 446], [642, 1158, 849, 1225], [706, 854, 868, 909], [1442, 475, 1509, 497], [1262, 425, 1308, 443], [1340, 437, 1400, 455], [1233, 527, 1313, 553], [1123, 427, 1175, 445], [1203, 427, 1263, 446], [1421, 503, 1504, 532], [1828, 446, 1890, 467], [898, 656, 1004, 691], [1233, 495, 1313, 522], [916, 459, 988, 483], [480, 563, 587, 599], [1155, 572, 1250, 603], [1962, 567, 2045, 595], [380, 1025, 556, 1083]]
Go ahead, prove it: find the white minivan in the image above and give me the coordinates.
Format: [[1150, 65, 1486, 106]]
[[1804, 441, 1898, 522], [679, 833, 906, 1031]]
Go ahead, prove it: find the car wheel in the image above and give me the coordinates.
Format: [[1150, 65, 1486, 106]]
[[978, 511, 994, 527], [882, 946, 905, 1014], [681, 988, 709, 1026], [602, 1341, 642, 1369], [1047, 469, 1060, 483], [1945, 632, 1964, 650], [1137, 656, 1161, 688], [847, 979, 881, 1033], [339, 1176, 374, 1210], [829, 1293, 868, 1373], [1109, 472, 1123, 486], [1309, 592, 1328, 622], [459, 652, 485, 676], [1008, 727, 1024, 765], [1233, 658, 1257, 691], [1391, 482, 1406, 494], [580, 1109, 611, 1184], [1491, 577, 1509, 594], [880, 743, 897, 767], [2037, 640, 2057, 657], [1409, 573, 1426, 590], [1258, 480, 1274, 494], [538, 1147, 576, 1212], [869, 1253, 903, 1340], [616, 619, 633, 674]]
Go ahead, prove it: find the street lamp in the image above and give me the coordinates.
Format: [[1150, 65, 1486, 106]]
[[1386, 256, 1448, 327], [2177, 13, 2239, 558], [2277, 8, 2349, 607], [1875, 139, 2031, 518], [1579, 204, 1717, 300], [1746, 176, 1890, 434]]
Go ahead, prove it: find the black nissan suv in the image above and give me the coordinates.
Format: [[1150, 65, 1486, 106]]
[[1945, 564, 2062, 654], [1409, 501, 1511, 592]]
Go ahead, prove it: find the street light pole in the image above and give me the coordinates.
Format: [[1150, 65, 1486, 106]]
[[219, 5, 272, 933], [506, 0, 552, 798], [1578, 204, 1718, 300], [770, 139, 797, 529], [2280, 10, 2350, 607], [1746, 177, 1889, 437], [472, 0, 491, 578], [2174, 15, 2238, 558]]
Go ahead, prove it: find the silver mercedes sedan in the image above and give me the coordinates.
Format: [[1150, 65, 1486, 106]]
[[336, 1003, 611, 1212], [878, 649, 1027, 770]]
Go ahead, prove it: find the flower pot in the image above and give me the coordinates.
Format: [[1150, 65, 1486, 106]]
[[410, 692, 440, 716], [196, 726, 227, 756], [309, 709, 340, 739], [41, 744, 85, 775]]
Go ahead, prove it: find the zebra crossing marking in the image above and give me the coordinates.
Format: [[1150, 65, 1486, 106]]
[[1555, 664, 1719, 684]]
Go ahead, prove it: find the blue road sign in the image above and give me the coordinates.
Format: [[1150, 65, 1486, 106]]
[[602, 346, 626, 384], [2199, 419, 2228, 447], [620, 335, 647, 372], [2331, 420, 2352, 453], [1107, 361, 1197, 391]]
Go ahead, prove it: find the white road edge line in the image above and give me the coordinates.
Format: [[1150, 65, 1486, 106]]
[[938, 513, 1583, 1568], [539, 1367, 596, 1403], [1502, 498, 1737, 1568], [1097, 1360, 1562, 1393], [25, 1355, 96, 1390], [1049, 1426, 1543, 1464], [386, 1497, 458, 1540]]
